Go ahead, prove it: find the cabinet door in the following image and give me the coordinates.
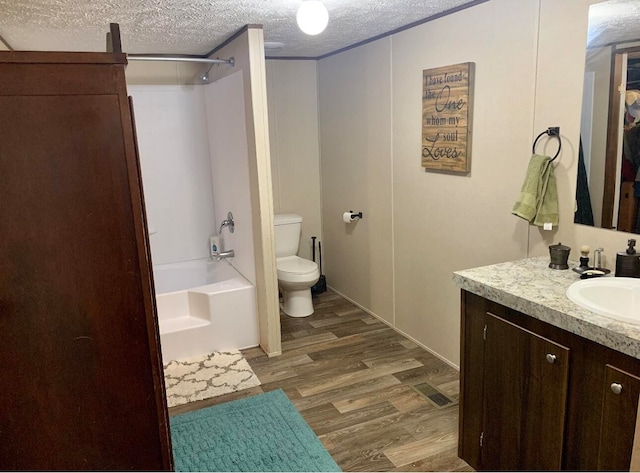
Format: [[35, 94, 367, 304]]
[[459, 292, 487, 470], [0, 59, 171, 470], [482, 313, 569, 470], [597, 365, 640, 470]]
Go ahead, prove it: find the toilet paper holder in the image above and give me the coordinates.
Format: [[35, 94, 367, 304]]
[[346, 211, 363, 221]]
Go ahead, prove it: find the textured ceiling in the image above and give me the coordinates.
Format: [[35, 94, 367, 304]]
[[0, 0, 480, 57], [0, 0, 637, 58], [587, 0, 640, 47]]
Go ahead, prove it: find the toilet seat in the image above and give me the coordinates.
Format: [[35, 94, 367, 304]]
[[276, 256, 319, 280]]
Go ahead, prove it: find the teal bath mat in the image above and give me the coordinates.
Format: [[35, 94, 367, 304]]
[[170, 389, 341, 472]]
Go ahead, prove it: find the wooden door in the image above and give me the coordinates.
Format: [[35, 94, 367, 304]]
[[597, 365, 640, 470], [0, 53, 172, 470], [481, 313, 569, 470], [458, 291, 487, 470]]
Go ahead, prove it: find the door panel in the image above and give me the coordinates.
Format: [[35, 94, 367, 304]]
[[0, 93, 170, 469], [482, 313, 569, 470], [597, 365, 640, 470]]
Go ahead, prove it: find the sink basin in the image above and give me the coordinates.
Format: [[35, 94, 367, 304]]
[[566, 278, 640, 325]]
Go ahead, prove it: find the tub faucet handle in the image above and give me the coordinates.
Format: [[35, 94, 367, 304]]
[[219, 211, 235, 234]]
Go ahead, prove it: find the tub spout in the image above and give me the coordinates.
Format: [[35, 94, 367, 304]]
[[213, 249, 234, 261]]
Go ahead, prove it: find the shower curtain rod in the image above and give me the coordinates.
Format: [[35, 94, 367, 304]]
[[127, 55, 235, 66]]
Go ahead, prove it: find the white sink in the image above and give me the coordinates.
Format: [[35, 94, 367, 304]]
[[566, 278, 640, 325]]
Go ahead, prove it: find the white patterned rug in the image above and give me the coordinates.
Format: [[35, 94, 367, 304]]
[[163, 350, 261, 408]]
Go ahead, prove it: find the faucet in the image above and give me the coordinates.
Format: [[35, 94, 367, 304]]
[[219, 211, 235, 234], [594, 248, 604, 270], [212, 249, 235, 261]]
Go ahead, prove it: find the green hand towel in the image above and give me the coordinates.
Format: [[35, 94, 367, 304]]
[[512, 154, 550, 222], [511, 154, 559, 226], [533, 159, 559, 226]]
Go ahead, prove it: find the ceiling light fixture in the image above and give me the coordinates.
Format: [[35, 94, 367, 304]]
[[296, 0, 329, 36]]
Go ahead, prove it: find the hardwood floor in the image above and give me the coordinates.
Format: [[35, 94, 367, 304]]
[[169, 290, 472, 472]]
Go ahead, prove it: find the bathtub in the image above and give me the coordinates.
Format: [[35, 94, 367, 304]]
[[153, 258, 259, 363]]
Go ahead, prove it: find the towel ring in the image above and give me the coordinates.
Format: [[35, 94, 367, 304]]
[[532, 127, 561, 162]]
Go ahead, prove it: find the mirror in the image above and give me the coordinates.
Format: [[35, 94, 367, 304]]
[[576, 0, 640, 233]]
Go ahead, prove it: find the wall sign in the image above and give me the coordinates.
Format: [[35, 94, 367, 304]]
[[422, 62, 475, 173]]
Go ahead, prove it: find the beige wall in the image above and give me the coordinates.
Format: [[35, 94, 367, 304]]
[[125, 61, 201, 85], [528, 0, 636, 270], [318, 39, 395, 325], [266, 60, 322, 261], [121, 0, 636, 367], [317, 0, 538, 366]]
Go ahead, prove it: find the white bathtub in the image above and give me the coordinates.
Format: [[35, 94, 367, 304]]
[[153, 258, 259, 363]]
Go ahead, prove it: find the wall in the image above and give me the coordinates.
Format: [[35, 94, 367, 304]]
[[125, 61, 201, 85], [318, 40, 394, 325], [204, 71, 257, 284], [584, 46, 613, 227], [266, 60, 322, 261], [209, 27, 281, 356], [528, 0, 636, 269], [124, 29, 280, 356], [128, 85, 216, 267], [317, 0, 538, 366]]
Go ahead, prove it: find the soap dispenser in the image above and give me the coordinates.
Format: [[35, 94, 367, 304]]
[[615, 239, 640, 278], [210, 234, 222, 259]]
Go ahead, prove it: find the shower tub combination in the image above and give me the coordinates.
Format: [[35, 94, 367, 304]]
[[153, 258, 258, 363]]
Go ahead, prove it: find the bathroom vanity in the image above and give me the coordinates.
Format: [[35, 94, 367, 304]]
[[454, 257, 640, 471]]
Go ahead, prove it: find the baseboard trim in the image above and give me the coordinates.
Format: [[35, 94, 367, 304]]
[[326, 285, 460, 371]]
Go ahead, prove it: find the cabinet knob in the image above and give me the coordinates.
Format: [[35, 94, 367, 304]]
[[546, 353, 557, 364], [611, 383, 623, 395]]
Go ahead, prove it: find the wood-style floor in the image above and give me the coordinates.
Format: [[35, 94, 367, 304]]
[[169, 289, 472, 472]]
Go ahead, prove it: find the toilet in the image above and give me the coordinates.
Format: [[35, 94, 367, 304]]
[[274, 213, 320, 317]]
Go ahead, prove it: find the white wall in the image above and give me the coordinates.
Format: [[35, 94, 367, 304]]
[[128, 85, 216, 265], [124, 29, 280, 356], [204, 71, 257, 284], [208, 27, 282, 356], [266, 60, 322, 261]]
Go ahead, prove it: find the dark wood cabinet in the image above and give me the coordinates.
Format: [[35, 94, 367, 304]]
[[460, 290, 640, 471], [482, 313, 569, 470], [598, 366, 640, 470], [0, 51, 173, 470]]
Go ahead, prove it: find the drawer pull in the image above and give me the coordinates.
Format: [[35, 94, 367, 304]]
[[546, 353, 557, 364], [611, 383, 623, 395]]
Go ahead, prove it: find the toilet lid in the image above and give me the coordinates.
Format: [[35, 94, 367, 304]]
[[277, 256, 318, 276]]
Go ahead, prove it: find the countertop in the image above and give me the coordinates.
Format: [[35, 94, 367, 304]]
[[453, 256, 640, 359]]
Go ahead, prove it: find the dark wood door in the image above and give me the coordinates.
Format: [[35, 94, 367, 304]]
[[481, 313, 569, 470], [458, 291, 486, 470], [0, 54, 172, 470], [597, 365, 640, 470]]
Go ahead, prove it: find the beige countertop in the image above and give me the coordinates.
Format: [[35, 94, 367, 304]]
[[453, 256, 640, 359]]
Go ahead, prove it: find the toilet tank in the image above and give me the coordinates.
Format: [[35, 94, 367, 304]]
[[274, 214, 302, 258]]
